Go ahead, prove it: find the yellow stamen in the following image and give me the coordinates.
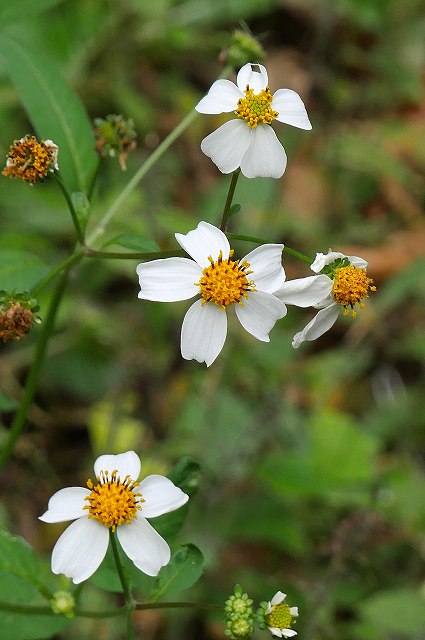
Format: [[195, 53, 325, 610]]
[[332, 265, 376, 317], [196, 249, 255, 310], [84, 469, 144, 531], [2, 135, 57, 184], [235, 85, 278, 128], [266, 603, 293, 631]]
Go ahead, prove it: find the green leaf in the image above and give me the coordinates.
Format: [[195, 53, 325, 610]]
[[0, 0, 65, 26], [229, 203, 241, 217], [0, 391, 18, 412], [0, 250, 49, 291], [354, 588, 425, 636], [0, 34, 98, 195], [105, 234, 160, 253], [0, 530, 70, 639], [150, 544, 204, 601]]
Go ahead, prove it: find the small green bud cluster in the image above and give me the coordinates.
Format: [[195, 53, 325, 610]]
[[221, 30, 265, 69], [256, 600, 270, 630], [321, 257, 350, 277], [50, 591, 75, 618], [224, 584, 255, 639]]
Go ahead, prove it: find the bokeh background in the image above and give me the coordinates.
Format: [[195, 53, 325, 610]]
[[1, 1, 425, 638]]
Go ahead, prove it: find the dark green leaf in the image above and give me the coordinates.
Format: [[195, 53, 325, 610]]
[[0, 250, 49, 291], [150, 544, 204, 601], [0, 35, 98, 195], [0, 0, 65, 26]]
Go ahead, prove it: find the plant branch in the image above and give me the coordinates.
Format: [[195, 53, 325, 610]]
[[220, 168, 241, 231]]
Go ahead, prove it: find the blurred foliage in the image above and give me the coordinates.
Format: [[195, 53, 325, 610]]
[[0, 0, 424, 639]]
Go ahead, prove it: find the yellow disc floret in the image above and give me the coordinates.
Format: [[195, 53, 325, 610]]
[[2, 135, 57, 184], [197, 250, 255, 309], [84, 469, 144, 531], [266, 603, 293, 631], [235, 85, 278, 128], [332, 265, 376, 317]]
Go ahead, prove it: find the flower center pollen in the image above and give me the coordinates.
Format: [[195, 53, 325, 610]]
[[332, 265, 376, 317], [266, 603, 293, 631], [84, 469, 144, 531], [197, 250, 255, 309], [235, 85, 278, 128], [2, 135, 56, 184]]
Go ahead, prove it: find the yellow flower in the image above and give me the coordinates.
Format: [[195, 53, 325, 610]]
[[2, 135, 58, 184]]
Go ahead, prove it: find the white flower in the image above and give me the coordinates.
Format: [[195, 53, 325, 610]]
[[265, 591, 299, 638], [290, 249, 376, 348], [195, 62, 311, 179], [136, 221, 287, 366], [39, 451, 189, 584]]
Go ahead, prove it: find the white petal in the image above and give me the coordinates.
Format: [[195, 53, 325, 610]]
[[51, 518, 109, 584], [348, 255, 368, 269], [235, 290, 287, 341], [292, 303, 339, 348], [94, 451, 141, 481], [117, 516, 170, 576], [272, 89, 312, 130], [242, 244, 285, 293], [237, 63, 268, 93], [137, 258, 200, 302], [290, 607, 299, 617], [281, 630, 297, 638], [271, 591, 287, 606], [175, 221, 230, 268], [39, 487, 89, 523], [139, 474, 189, 518], [181, 299, 227, 367], [311, 250, 345, 273], [275, 275, 333, 307], [195, 79, 243, 114], [200, 120, 252, 175], [240, 125, 287, 179], [268, 627, 283, 637]]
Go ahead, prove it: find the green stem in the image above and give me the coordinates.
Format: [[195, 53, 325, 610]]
[[110, 531, 134, 639], [135, 602, 222, 611], [87, 65, 233, 247], [227, 233, 313, 265], [0, 271, 69, 469], [84, 247, 184, 261], [53, 174, 85, 245], [30, 250, 84, 297], [220, 169, 241, 231], [0, 600, 125, 618]]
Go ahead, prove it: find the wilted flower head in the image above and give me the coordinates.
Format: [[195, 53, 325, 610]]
[[291, 249, 376, 348], [39, 451, 189, 583], [195, 62, 311, 179], [0, 291, 40, 343], [2, 135, 58, 184], [94, 114, 137, 170], [258, 591, 299, 638], [136, 221, 287, 366]]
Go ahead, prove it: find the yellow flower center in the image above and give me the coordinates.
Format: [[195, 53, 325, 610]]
[[2, 135, 56, 184], [235, 85, 278, 128], [332, 265, 376, 317], [266, 603, 293, 631], [84, 470, 144, 531], [196, 250, 255, 309]]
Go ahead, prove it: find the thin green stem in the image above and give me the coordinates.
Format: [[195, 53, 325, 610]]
[[53, 174, 85, 245], [87, 65, 233, 247], [30, 250, 84, 297], [0, 271, 69, 469], [135, 601, 222, 611], [227, 233, 313, 265], [0, 600, 125, 618], [84, 247, 184, 261], [110, 531, 134, 639], [220, 168, 241, 231]]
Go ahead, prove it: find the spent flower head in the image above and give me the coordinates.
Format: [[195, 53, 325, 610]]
[[224, 585, 255, 639], [2, 135, 58, 184], [0, 291, 40, 343], [136, 221, 287, 366], [290, 249, 376, 348], [258, 591, 299, 638], [195, 62, 311, 178], [94, 113, 137, 170], [39, 451, 189, 583]]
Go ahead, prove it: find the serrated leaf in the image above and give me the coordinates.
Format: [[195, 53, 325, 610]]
[[105, 234, 160, 253], [150, 544, 204, 601], [0, 250, 49, 291], [0, 0, 65, 26], [0, 35, 98, 195], [0, 530, 38, 601]]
